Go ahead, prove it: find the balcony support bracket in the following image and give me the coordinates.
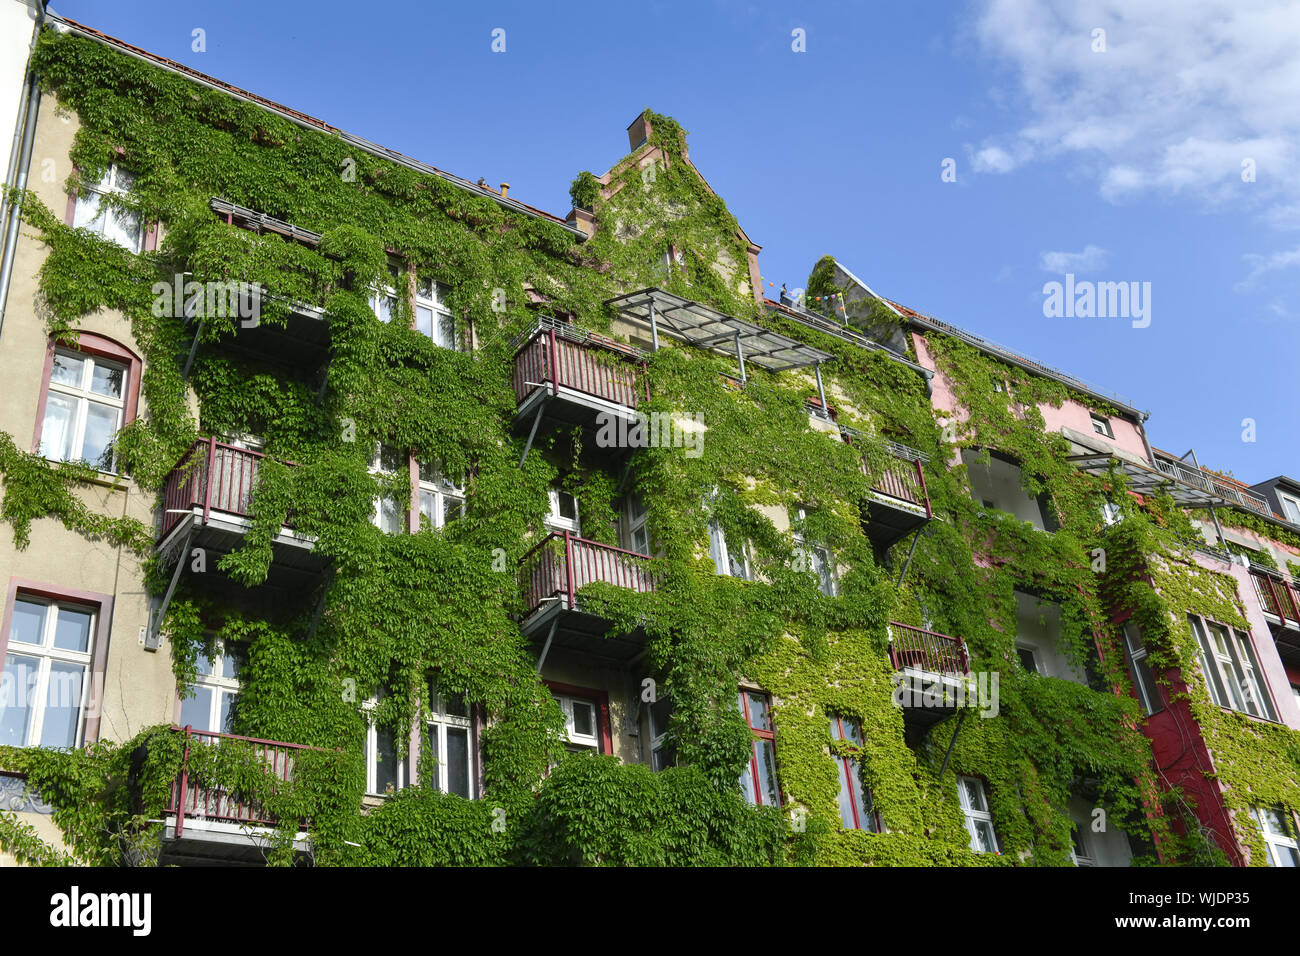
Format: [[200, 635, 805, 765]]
[[535, 618, 559, 675], [149, 525, 194, 649], [896, 523, 931, 588], [937, 709, 967, 780], [181, 317, 205, 381], [519, 397, 549, 468]]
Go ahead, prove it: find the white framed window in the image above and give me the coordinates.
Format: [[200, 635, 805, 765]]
[[791, 505, 836, 596], [1189, 616, 1277, 720], [1252, 807, 1299, 867], [425, 681, 474, 798], [649, 693, 675, 772], [546, 487, 580, 534], [368, 260, 404, 324], [957, 775, 997, 853], [1122, 623, 1162, 716], [0, 596, 95, 749], [1069, 822, 1095, 866], [39, 349, 127, 472], [72, 164, 142, 252], [1277, 492, 1300, 525], [370, 443, 408, 534], [557, 694, 600, 753], [709, 519, 752, 580], [179, 640, 242, 735], [415, 277, 458, 350], [622, 493, 651, 556], [1089, 413, 1114, 439], [363, 691, 405, 796], [417, 459, 465, 530]]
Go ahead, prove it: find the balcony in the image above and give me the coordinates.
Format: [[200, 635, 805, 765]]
[[888, 621, 971, 735], [1250, 569, 1300, 658], [860, 441, 932, 553], [1070, 446, 1273, 517], [511, 317, 648, 464], [159, 726, 326, 866], [519, 531, 656, 662], [158, 438, 327, 585]]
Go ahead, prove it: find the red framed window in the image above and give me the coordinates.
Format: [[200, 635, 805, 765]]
[[829, 712, 880, 831], [544, 681, 612, 756], [32, 332, 142, 475], [737, 690, 780, 806], [0, 579, 113, 748]]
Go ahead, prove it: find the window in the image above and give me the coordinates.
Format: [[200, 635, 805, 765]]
[[1122, 623, 1162, 716], [1016, 645, 1040, 674], [737, 690, 780, 807], [425, 680, 473, 798], [416, 459, 465, 530], [38, 348, 128, 472], [557, 694, 601, 753], [415, 276, 458, 350], [1070, 822, 1095, 866], [0, 596, 95, 749], [369, 259, 404, 324], [829, 713, 878, 831], [1189, 616, 1277, 720], [1291, 683, 1300, 714], [179, 640, 242, 734], [792, 505, 836, 597], [1277, 492, 1300, 525], [622, 493, 651, 556], [546, 487, 580, 534], [369, 443, 408, 534], [1090, 413, 1115, 439], [709, 520, 752, 580], [1252, 807, 1299, 867], [957, 775, 998, 853], [363, 691, 404, 796], [71, 164, 142, 252], [649, 693, 675, 772]]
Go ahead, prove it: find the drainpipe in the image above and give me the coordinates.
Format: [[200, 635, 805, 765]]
[[0, 4, 46, 340]]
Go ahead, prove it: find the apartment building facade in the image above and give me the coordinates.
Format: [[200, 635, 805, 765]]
[[0, 16, 1297, 867]]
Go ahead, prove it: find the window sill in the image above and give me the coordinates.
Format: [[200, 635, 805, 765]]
[[40, 458, 132, 491]]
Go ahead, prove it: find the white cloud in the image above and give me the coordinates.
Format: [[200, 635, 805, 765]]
[[1236, 245, 1300, 290], [971, 0, 1300, 222], [1039, 244, 1110, 273]]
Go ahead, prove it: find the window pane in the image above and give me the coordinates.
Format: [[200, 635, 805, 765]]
[[425, 724, 441, 789], [180, 686, 214, 733], [72, 192, 103, 232], [194, 650, 215, 678], [753, 739, 780, 807], [835, 757, 857, 828], [218, 690, 235, 734], [374, 724, 398, 794], [973, 820, 997, 853], [556, 491, 577, 522], [846, 758, 870, 830], [39, 392, 78, 461], [82, 400, 120, 469], [378, 495, 405, 534], [446, 726, 470, 798], [418, 489, 438, 528], [9, 600, 45, 646], [89, 360, 124, 399], [50, 352, 85, 388], [221, 645, 242, 680], [442, 495, 464, 526], [739, 763, 757, 804], [106, 208, 142, 252], [571, 700, 594, 738], [442, 692, 467, 719], [438, 312, 456, 350], [40, 661, 84, 748], [745, 692, 771, 731], [0, 654, 39, 746], [415, 305, 434, 339], [52, 607, 92, 652], [843, 718, 863, 747]]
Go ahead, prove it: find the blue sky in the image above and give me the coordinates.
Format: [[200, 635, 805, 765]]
[[51, 0, 1299, 482]]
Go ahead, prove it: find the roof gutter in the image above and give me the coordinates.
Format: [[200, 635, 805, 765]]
[[0, 0, 47, 341], [43, 13, 586, 240]]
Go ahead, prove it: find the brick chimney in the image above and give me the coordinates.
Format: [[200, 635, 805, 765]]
[[627, 112, 652, 152]]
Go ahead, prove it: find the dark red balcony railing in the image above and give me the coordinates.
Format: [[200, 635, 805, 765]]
[[888, 621, 969, 676], [520, 530, 655, 617], [864, 442, 932, 518], [1251, 570, 1300, 624], [166, 726, 324, 838], [160, 438, 293, 540], [512, 320, 648, 410]]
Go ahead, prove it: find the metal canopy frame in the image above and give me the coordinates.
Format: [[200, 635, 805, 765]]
[[1068, 453, 1227, 509], [605, 288, 835, 379]]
